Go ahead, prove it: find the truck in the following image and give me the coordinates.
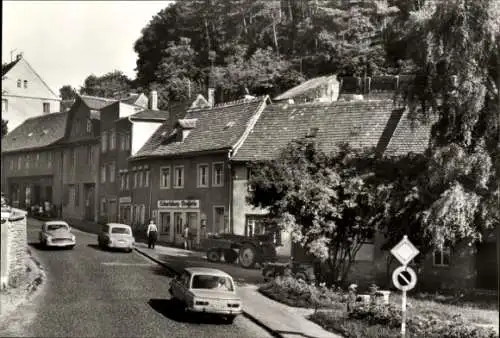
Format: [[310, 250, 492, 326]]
[[202, 233, 278, 269]]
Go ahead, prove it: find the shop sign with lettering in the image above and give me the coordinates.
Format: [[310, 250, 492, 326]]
[[119, 196, 132, 204], [157, 200, 200, 209]]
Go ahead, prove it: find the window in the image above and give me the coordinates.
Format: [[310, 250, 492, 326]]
[[17, 79, 21, 88], [122, 133, 131, 151], [120, 173, 125, 190], [9, 158, 13, 170], [72, 149, 77, 173], [36, 153, 40, 166], [433, 247, 451, 267], [125, 173, 130, 189], [110, 129, 116, 150], [174, 166, 184, 188], [43, 102, 50, 113], [145, 170, 150, 187], [120, 133, 125, 150], [100, 165, 106, 183], [86, 119, 92, 133], [23, 80, 28, 88], [87, 146, 93, 163], [198, 164, 209, 187], [160, 167, 171, 189], [25, 154, 30, 169], [133, 169, 138, 188], [18, 157, 22, 169], [101, 131, 108, 152], [109, 163, 115, 182], [47, 152, 52, 168], [138, 170, 143, 187], [247, 167, 255, 191], [212, 162, 224, 187], [75, 184, 80, 207], [213, 207, 226, 233], [1, 99, 7, 112], [100, 198, 107, 216]]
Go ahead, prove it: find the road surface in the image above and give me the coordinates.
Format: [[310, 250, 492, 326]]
[[0, 218, 272, 338]]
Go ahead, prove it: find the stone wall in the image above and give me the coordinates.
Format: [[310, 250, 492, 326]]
[[0, 208, 28, 289]]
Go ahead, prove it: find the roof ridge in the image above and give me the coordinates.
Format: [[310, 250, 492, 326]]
[[187, 95, 266, 112], [272, 99, 395, 108], [79, 94, 118, 102]]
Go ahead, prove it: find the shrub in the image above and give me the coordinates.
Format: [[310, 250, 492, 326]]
[[259, 276, 346, 309], [348, 303, 402, 328]]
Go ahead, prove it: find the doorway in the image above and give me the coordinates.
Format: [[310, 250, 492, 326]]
[[174, 212, 183, 243]]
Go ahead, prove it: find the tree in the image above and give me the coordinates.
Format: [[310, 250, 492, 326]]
[[396, 0, 500, 249], [1, 119, 7, 138], [80, 70, 133, 99], [247, 140, 388, 285], [59, 85, 77, 100]]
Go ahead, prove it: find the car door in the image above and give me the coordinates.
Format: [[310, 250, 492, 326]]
[[39, 223, 45, 242], [175, 272, 191, 301]]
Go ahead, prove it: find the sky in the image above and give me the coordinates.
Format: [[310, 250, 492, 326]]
[[2, 1, 174, 95]]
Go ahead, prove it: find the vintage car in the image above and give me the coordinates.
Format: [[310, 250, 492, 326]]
[[39, 221, 76, 249], [98, 223, 135, 252], [169, 267, 242, 323]]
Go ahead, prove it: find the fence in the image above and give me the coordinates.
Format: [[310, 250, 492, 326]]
[[1, 207, 28, 289]]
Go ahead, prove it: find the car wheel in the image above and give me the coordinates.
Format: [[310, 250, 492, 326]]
[[68, 245, 75, 250], [239, 244, 257, 269], [225, 315, 236, 324], [207, 249, 221, 262]]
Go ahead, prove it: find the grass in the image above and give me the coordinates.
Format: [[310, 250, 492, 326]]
[[260, 277, 499, 338]]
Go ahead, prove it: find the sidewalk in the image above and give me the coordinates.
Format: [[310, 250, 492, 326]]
[[135, 243, 342, 338]]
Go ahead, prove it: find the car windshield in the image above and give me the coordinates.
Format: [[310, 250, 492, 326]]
[[111, 227, 130, 234], [191, 275, 234, 292], [47, 223, 68, 231]]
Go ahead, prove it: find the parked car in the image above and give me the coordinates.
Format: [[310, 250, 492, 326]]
[[169, 267, 242, 324], [98, 223, 135, 252], [39, 221, 76, 249]]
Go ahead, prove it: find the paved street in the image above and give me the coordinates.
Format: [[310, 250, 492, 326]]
[[0, 219, 272, 338]]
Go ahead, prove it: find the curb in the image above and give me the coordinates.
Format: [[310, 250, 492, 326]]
[[134, 247, 283, 338]]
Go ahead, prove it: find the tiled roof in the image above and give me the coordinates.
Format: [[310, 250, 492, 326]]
[[129, 109, 169, 121], [232, 100, 405, 162], [120, 93, 140, 105], [1, 59, 20, 76], [274, 75, 337, 101], [176, 118, 198, 129], [1, 112, 68, 152], [79, 94, 117, 110], [133, 96, 268, 158], [383, 109, 433, 157]]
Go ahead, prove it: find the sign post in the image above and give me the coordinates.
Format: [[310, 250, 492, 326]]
[[391, 236, 420, 338]]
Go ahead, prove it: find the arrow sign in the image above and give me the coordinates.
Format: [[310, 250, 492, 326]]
[[390, 235, 419, 266]]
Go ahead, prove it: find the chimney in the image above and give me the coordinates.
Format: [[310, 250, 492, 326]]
[[149, 90, 158, 110], [16, 53, 23, 61]]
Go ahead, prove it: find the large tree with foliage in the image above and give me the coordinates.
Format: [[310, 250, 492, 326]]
[[394, 0, 500, 249], [59, 85, 77, 101], [80, 70, 133, 99], [247, 140, 392, 284]]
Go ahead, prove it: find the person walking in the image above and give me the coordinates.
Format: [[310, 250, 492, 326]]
[[146, 219, 158, 249], [183, 225, 190, 250]]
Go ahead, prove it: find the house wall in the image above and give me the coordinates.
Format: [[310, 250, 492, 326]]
[[0, 208, 28, 289], [2, 58, 61, 131], [131, 122, 162, 156], [127, 153, 231, 245], [2, 149, 64, 211]]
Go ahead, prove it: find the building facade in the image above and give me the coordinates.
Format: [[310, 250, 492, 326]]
[[1, 112, 67, 212], [128, 95, 268, 246], [2, 53, 61, 132]]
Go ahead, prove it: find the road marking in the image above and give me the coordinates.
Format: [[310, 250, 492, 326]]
[[100, 262, 153, 267]]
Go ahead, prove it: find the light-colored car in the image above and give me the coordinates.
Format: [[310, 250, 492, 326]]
[[98, 223, 135, 252], [169, 267, 242, 323], [39, 221, 76, 249]]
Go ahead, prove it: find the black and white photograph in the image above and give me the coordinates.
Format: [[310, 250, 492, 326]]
[[1, 1, 499, 337]]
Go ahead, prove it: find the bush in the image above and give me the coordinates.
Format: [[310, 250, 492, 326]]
[[259, 276, 346, 309], [348, 303, 402, 328]]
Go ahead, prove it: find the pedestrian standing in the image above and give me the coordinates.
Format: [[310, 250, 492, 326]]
[[147, 219, 158, 249]]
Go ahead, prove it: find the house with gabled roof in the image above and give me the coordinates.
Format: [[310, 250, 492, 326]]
[[2, 53, 61, 132], [1, 111, 68, 212], [127, 95, 269, 246]]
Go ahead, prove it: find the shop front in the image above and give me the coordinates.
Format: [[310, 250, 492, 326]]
[[156, 199, 202, 246], [118, 196, 132, 225]]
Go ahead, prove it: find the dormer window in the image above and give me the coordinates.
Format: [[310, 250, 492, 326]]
[[17, 79, 21, 88], [24, 80, 28, 88], [175, 118, 198, 142], [306, 127, 319, 138]]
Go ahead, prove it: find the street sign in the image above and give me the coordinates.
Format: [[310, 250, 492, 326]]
[[390, 235, 419, 266], [392, 266, 417, 292]]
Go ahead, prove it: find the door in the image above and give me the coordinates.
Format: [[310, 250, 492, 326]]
[[33, 185, 41, 205], [213, 207, 225, 234], [108, 200, 117, 222], [186, 212, 198, 243], [45, 186, 53, 203], [174, 212, 183, 242], [85, 184, 95, 221], [476, 242, 498, 290], [160, 212, 171, 239]]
